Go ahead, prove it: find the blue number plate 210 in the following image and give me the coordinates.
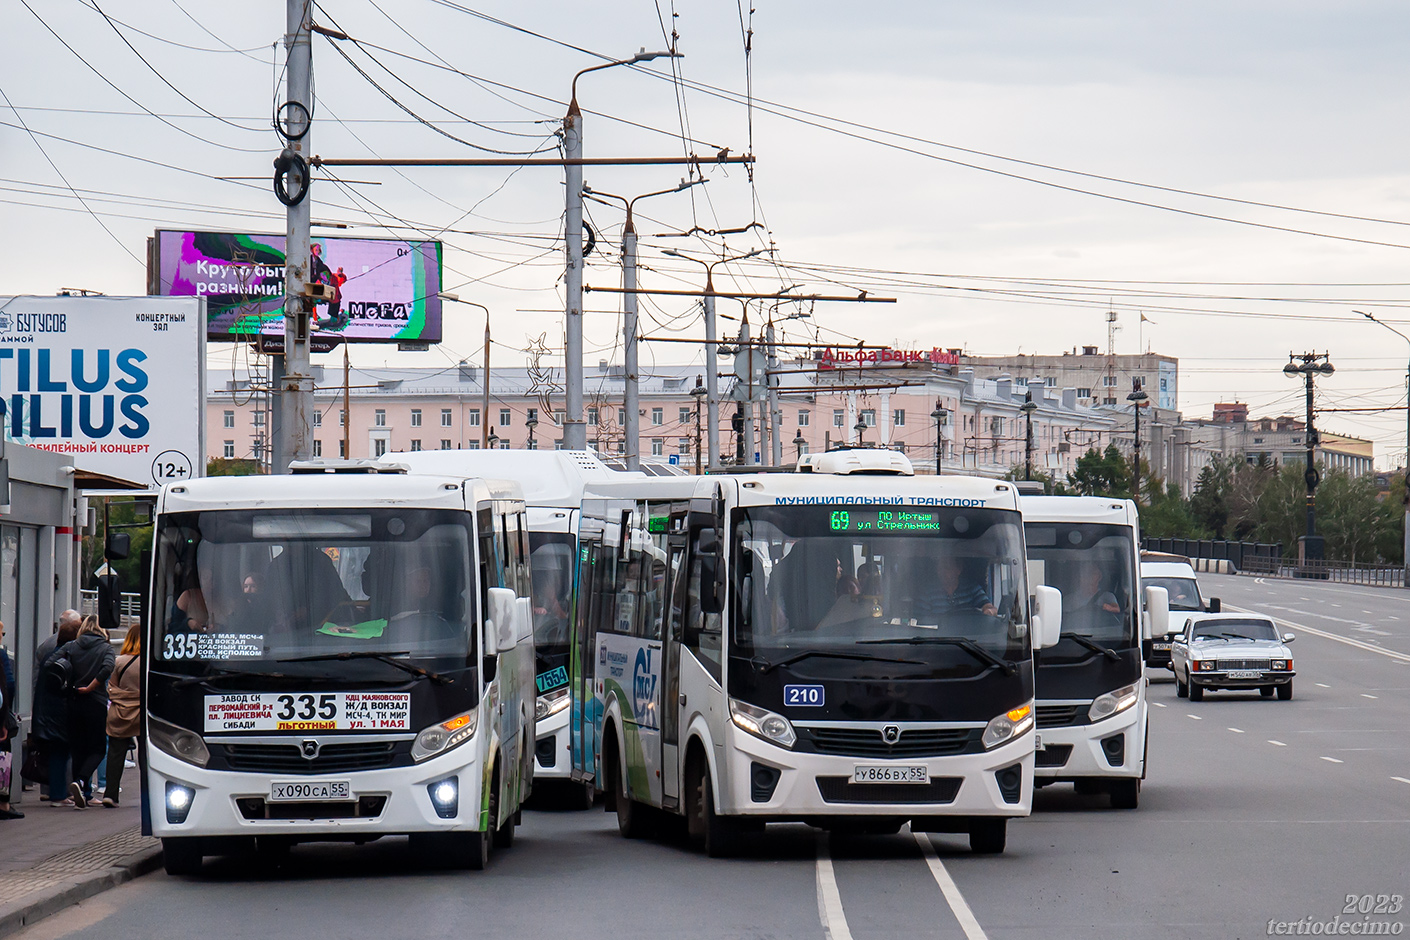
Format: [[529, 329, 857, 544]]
[[783, 684, 824, 707]]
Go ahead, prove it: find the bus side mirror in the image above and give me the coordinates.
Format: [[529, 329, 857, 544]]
[[487, 587, 517, 652], [739, 574, 753, 627], [697, 529, 723, 615], [1143, 586, 1169, 640], [1032, 585, 1062, 649], [105, 531, 131, 560], [1206, 597, 1221, 613]]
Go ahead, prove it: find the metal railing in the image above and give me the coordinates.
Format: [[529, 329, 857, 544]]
[[78, 589, 143, 631], [1142, 537, 1283, 571], [1239, 554, 1406, 588]]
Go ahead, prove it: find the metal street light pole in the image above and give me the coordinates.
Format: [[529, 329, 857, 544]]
[[930, 402, 948, 475], [1020, 391, 1037, 482], [1284, 352, 1335, 565], [691, 375, 706, 475], [1126, 379, 1149, 500], [1356, 310, 1410, 584], [441, 294, 492, 449], [563, 49, 680, 451], [584, 180, 702, 469]]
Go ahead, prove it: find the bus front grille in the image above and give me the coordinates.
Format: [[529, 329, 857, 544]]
[[815, 776, 962, 805], [218, 741, 400, 775], [800, 727, 979, 758]]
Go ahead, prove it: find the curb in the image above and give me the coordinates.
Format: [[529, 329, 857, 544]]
[[0, 845, 163, 940]]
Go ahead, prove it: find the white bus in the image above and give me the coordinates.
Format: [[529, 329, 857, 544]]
[[393, 450, 628, 806], [571, 450, 1062, 855], [1020, 496, 1169, 808], [142, 462, 535, 873]]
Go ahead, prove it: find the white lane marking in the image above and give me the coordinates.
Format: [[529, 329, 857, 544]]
[[913, 830, 990, 940], [1362, 694, 1379, 699], [1187, 714, 1203, 720], [1393, 777, 1410, 785], [1317, 683, 1331, 688], [1320, 757, 1344, 764], [1227, 604, 1410, 660], [1269, 740, 1287, 746], [815, 833, 854, 940], [1152, 701, 1167, 708], [1228, 727, 1245, 733]]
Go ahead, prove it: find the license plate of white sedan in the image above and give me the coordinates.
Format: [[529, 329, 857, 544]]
[[1153, 642, 1171, 650], [1228, 669, 1261, 679], [269, 780, 353, 802], [852, 765, 929, 784]]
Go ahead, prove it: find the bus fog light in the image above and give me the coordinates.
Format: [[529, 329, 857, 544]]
[[535, 687, 570, 722], [412, 710, 479, 762], [981, 703, 1033, 750], [165, 783, 195, 824], [729, 698, 796, 749], [1088, 683, 1140, 722], [427, 777, 459, 818]]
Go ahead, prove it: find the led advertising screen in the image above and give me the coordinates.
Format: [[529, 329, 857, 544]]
[[153, 230, 443, 344]]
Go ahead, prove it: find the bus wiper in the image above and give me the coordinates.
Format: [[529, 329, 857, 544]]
[[163, 666, 278, 689], [277, 650, 455, 685], [757, 649, 927, 674], [857, 636, 1018, 676], [1061, 633, 1120, 663]]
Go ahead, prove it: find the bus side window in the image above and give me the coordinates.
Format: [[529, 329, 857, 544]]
[[682, 530, 722, 682], [476, 507, 498, 631]]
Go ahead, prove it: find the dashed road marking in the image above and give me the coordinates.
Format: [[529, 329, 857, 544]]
[[815, 833, 854, 940], [1187, 714, 1203, 720], [1269, 740, 1287, 746], [1320, 757, 1344, 764], [1226, 604, 1410, 664], [1362, 694, 1379, 699], [1393, 777, 1410, 786], [1151, 702, 1167, 708], [913, 831, 990, 940], [1228, 727, 1245, 733], [1316, 683, 1331, 688]]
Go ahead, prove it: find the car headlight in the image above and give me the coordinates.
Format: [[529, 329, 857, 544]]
[[728, 698, 796, 749], [411, 709, 480, 762], [149, 716, 210, 768], [1088, 683, 1140, 722], [1271, 660, 1290, 671], [981, 703, 1033, 750], [1194, 659, 1216, 672], [535, 686, 571, 722]]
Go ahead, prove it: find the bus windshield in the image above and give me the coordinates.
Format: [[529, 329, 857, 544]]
[[1025, 522, 1138, 656], [528, 532, 575, 654], [151, 508, 475, 666], [732, 505, 1029, 657]]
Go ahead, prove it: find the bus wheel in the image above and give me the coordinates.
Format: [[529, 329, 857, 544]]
[[411, 831, 488, 871], [690, 763, 744, 858], [1109, 779, 1140, 810], [613, 755, 653, 839], [572, 781, 596, 810], [969, 819, 1006, 855], [493, 787, 517, 849], [161, 837, 203, 876]]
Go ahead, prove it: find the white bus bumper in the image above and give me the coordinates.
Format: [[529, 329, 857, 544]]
[[533, 706, 572, 780], [1033, 701, 1145, 781]]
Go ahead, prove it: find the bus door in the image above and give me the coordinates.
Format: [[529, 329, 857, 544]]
[[570, 522, 600, 784], [659, 532, 688, 809]]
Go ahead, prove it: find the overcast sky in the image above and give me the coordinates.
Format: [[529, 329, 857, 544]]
[[4, 1, 1409, 465]]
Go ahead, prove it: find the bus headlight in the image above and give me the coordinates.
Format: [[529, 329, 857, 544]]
[[536, 687, 571, 722], [728, 698, 796, 750], [981, 703, 1033, 750], [1088, 683, 1140, 722], [149, 717, 210, 768], [412, 709, 479, 763]]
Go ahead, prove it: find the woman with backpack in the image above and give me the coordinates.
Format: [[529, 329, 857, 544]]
[[102, 630, 140, 807], [34, 618, 80, 805], [57, 616, 115, 808]]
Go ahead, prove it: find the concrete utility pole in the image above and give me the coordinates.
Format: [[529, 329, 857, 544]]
[[1284, 352, 1335, 565], [766, 319, 782, 467], [738, 312, 756, 466], [1126, 379, 1148, 499], [275, 0, 314, 473]]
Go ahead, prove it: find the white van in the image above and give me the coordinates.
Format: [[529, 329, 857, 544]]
[[1139, 551, 1219, 670]]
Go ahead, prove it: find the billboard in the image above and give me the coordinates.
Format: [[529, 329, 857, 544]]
[[152, 230, 443, 344], [0, 295, 205, 489]]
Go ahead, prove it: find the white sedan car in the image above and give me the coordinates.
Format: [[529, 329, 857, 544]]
[[1171, 613, 1296, 702]]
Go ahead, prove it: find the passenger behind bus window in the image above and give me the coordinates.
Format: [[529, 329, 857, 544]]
[[911, 555, 998, 622], [1064, 562, 1120, 615], [264, 544, 351, 631]]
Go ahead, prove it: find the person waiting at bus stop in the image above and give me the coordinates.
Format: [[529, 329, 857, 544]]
[[911, 555, 998, 622]]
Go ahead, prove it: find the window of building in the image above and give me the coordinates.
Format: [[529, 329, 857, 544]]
[[679, 407, 691, 425], [223, 410, 234, 429], [1103, 375, 1117, 387], [441, 439, 453, 450], [411, 439, 422, 451], [1253, 437, 1264, 444], [374, 409, 386, 427], [312, 440, 322, 457], [860, 409, 876, 427], [617, 408, 626, 426], [1045, 377, 1057, 387], [588, 407, 599, 426], [678, 438, 690, 455], [554, 410, 565, 426], [253, 435, 264, 456], [339, 410, 346, 427], [616, 441, 625, 453], [338, 440, 346, 458], [253, 411, 265, 427], [554, 440, 564, 450], [651, 407, 663, 426], [467, 409, 480, 427], [411, 409, 422, 427], [798, 410, 810, 427], [833, 410, 845, 427], [527, 407, 538, 423], [651, 438, 664, 456], [373, 438, 387, 457], [893, 409, 905, 427], [441, 409, 453, 427], [499, 440, 511, 450], [527, 439, 538, 450], [222, 440, 234, 458], [467, 440, 480, 450], [313, 410, 322, 428], [499, 409, 511, 427], [1077, 388, 1092, 399]]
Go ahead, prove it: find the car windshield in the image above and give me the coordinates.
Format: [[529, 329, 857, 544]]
[[528, 532, 574, 654], [732, 505, 1030, 664], [1192, 618, 1279, 641], [1026, 522, 1138, 657], [152, 509, 475, 666], [1143, 576, 1202, 611]]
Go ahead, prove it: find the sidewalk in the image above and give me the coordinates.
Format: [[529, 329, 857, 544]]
[[0, 781, 161, 939]]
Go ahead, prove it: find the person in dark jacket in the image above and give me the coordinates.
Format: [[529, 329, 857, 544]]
[[0, 619, 22, 819], [56, 616, 115, 808], [34, 619, 80, 805]]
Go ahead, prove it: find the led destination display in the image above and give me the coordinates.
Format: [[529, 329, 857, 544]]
[[828, 509, 944, 532]]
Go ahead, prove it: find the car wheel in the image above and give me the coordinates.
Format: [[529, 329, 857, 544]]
[[1188, 681, 1204, 702], [1176, 673, 1188, 698], [1109, 779, 1139, 810], [1277, 681, 1293, 701], [1260, 686, 1275, 698], [969, 818, 1006, 854], [161, 837, 203, 877]]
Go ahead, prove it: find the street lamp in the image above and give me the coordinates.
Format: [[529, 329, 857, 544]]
[[1356, 310, 1410, 583], [793, 428, 807, 462], [1284, 351, 1336, 565], [690, 375, 707, 475], [662, 247, 764, 470], [930, 402, 948, 475], [854, 418, 868, 446], [1019, 391, 1038, 482], [487, 429, 500, 451], [525, 414, 538, 451], [1126, 379, 1149, 499], [562, 48, 680, 451]]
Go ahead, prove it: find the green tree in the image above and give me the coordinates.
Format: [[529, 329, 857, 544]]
[[1139, 480, 1208, 539], [1067, 444, 1132, 498]]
